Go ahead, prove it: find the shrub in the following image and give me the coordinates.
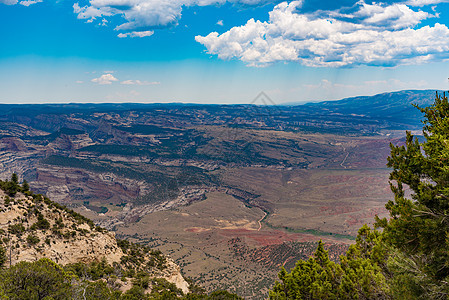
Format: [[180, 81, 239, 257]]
[[26, 234, 40, 245]]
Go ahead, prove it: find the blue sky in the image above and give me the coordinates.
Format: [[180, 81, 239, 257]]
[[1, 0, 449, 104]]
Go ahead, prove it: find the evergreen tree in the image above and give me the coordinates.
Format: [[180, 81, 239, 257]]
[[10, 173, 18, 186], [269, 234, 389, 300], [0, 258, 73, 299], [375, 92, 449, 298], [6, 173, 19, 197], [21, 180, 30, 192]]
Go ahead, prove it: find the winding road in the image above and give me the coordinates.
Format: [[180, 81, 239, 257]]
[[257, 212, 268, 231]]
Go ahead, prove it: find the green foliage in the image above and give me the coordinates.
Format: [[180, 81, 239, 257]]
[[269, 236, 389, 300], [83, 280, 122, 300], [30, 212, 51, 231], [121, 285, 149, 300], [0, 246, 6, 268], [21, 180, 29, 192], [0, 258, 73, 300], [374, 92, 449, 298], [8, 224, 25, 235], [3, 196, 10, 206], [26, 234, 40, 245], [148, 277, 184, 299], [65, 258, 114, 281], [206, 290, 244, 299], [0, 174, 20, 197], [0, 173, 242, 299], [147, 250, 167, 270]]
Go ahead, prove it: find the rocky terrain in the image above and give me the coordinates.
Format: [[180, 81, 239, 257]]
[[0, 185, 189, 295], [0, 89, 437, 298]]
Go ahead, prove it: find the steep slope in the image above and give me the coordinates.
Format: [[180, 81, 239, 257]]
[[0, 180, 189, 295]]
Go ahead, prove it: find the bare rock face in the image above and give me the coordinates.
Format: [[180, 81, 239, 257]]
[[0, 190, 189, 294], [155, 259, 190, 294], [31, 166, 150, 205]]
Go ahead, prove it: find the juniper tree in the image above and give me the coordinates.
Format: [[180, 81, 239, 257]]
[[376, 92, 449, 298]]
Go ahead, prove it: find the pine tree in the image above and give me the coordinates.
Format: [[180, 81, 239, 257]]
[[21, 180, 29, 192], [376, 92, 449, 298], [269, 237, 389, 299]]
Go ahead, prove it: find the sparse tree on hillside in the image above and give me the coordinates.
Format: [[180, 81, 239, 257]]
[[5, 173, 19, 196], [21, 180, 29, 192]]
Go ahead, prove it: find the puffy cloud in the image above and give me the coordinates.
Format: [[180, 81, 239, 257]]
[[117, 30, 154, 38], [19, 0, 41, 6], [121, 79, 160, 85], [196, 0, 449, 67], [351, 2, 431, 29], [72, 0, 276, 33], [91, 73, 119, 84]]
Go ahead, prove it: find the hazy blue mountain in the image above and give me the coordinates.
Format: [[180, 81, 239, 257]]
[[301, 90, 444, 126]]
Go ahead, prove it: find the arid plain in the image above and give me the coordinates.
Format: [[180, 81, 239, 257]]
[[0, 90, 435, 298]]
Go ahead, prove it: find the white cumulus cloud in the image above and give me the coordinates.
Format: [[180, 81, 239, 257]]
[[91, 73, 119, 84], [195, 0, 449, 67], [72, 0, 276, 33]]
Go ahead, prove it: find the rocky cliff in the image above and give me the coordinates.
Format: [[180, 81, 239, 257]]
[[0, 187, 189, 294]]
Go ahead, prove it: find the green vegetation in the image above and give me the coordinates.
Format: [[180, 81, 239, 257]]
[[0, 257, 243, 300], [269, 92, 449, 299], [0, 173, 30, 197], [0, 175, 242, 299], [26, 234, 40, 245], [29, 127, 85, 142], [79, 145, 158, 158], [375, 92, 449, 298], [0, 258, 73, 299], [269, 227, 388, 299]]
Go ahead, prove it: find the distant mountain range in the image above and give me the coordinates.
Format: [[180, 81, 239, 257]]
[[301, 89, 444, 127], [1, 89, 444, 130]]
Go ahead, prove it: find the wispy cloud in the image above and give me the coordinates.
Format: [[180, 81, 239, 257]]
[[91, 73, 118, 85], [0, 0, 18, 5], [19, 0, 41, 6], [217, 20, 224, 26], [117, 31, 154, 38], [121, 80, 160, 85]]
